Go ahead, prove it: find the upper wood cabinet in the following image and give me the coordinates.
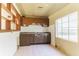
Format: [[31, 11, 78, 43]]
[[0, 3, 21, 32], [11, 4, 21, 30], [0, 3, 11, 31], [1, 4, 13, 20]]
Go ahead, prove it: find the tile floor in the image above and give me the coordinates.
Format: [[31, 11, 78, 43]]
[[15, 44, 65, 56]]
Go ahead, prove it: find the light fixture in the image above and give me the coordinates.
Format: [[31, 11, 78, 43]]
[[38, 6, 43, 8]]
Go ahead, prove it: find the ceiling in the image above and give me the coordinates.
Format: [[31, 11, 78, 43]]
[[16, 3, 68, 18]]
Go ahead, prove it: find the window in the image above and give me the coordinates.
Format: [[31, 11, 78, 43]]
[[55, 19, 58, 37], [62, 15, 68, 40], [69, 12, 78, 42], [56, 18, 62, 38], [55, 11, 78, 42]]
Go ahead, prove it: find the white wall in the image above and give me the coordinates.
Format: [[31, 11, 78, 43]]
[[0, 31, 20, 56], [48, 24, 55, 47]]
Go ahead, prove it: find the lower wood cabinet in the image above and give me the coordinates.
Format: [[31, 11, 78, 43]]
[[20, 32, 51, 46]]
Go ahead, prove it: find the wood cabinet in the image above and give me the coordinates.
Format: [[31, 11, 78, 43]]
[[20, 32, 51, 46], [34, 33, 50, 44], [0, 3, 21, 32], [21, 16, 49, 26]]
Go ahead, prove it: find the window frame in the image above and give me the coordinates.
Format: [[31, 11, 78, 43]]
[[55, 11, 78, 43]]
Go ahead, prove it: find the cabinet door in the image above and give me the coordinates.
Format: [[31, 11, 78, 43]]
[[34, 33, 40, 43], [34, 33, 50, 44], [46, 33, 51, 43], [43, 33, 48, 43], [20, 34, 30, 46], [34, 33, 43, 43], [41, 33, 50, 44], [29, 34, 34, 44]]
